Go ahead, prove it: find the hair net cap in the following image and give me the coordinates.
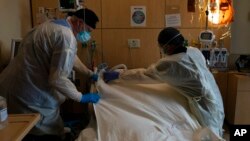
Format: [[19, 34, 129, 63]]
[[72, 8, 99, 29], [158, 27, 181, 46]]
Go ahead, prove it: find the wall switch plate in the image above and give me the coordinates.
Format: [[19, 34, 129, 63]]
[[128, 39, 140, 48]]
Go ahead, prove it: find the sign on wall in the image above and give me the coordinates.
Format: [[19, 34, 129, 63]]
[[130, 6, 146, 27], [165, 5, 181, 27], [165, 14, 181, 27]]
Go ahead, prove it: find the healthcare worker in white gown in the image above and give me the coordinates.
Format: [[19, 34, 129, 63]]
[[145, 27, 225, 138], [0, 8, 100, 140]]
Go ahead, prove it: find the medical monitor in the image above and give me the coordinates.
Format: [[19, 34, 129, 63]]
[[11, 38, 22, 60], [199, 30, 215, 44], [58, 0, 83, 12]]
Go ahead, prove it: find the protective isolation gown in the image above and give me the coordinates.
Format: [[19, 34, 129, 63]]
[[0, 19, 83, 136], [145, 46, 225, 137]]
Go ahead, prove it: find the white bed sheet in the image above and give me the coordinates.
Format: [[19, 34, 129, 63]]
[[76, 68, 220, 141]]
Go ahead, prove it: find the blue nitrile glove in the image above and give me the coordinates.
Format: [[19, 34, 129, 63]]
[[91, 74, 98, 82], [103, 71, 119, 82], [80, 93, 100, 103]]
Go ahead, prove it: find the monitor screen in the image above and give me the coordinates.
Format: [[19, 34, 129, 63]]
[[200, 32, 212, 40], [59, 0, 75, 9], [58, 0, 82, 12]]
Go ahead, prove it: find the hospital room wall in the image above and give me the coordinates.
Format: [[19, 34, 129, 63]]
[[0, 0, 31, 71], [0, 0, 232, 71], [84, 0, 165, 69], [84, 0, 232, 69], [29, 0, 164, 69]]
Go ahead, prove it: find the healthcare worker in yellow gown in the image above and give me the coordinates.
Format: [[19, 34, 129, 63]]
[[0, 8, 100, 140]]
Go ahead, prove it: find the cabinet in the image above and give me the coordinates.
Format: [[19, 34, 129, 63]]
[[226, 73, 250, 124], [213, 72, 228, 111]]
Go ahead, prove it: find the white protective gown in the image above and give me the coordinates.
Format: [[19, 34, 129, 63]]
[[145, 46, 225, 137], [0, 19, 82, 136]]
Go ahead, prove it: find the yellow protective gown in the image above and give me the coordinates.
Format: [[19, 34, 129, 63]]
[[0, 19, 82, 136]]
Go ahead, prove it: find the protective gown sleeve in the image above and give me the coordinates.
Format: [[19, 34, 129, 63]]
[[145, 53, 204, 98], [48, 28, 82, 102], [73, 55, 93, 77]]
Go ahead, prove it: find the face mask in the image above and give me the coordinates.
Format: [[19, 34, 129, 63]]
[[76, 31, 91, 43], [160, 48, 166, 58]]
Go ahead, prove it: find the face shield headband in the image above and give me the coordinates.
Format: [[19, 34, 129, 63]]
[[162, 33, 181, 48], [76, 9, 92, 44], [160, 33, 181, 55]]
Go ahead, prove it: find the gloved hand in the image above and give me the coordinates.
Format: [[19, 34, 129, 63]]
[[90, 74, 98, 82], [80, 93, 100, 103], [103, 71, 119, 82]]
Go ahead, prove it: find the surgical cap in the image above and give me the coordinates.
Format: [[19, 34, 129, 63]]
[[69, 8, 99, 29]]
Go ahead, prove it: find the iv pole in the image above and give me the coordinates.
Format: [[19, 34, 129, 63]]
[[205, 8, 209, 30]]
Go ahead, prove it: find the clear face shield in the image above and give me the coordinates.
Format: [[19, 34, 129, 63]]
[[76, 9, 93, 44]]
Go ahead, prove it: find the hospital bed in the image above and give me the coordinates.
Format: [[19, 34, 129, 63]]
[[76, 66, 223, 141]]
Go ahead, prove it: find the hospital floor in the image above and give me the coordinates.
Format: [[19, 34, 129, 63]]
[[60, 100, 91, 141]]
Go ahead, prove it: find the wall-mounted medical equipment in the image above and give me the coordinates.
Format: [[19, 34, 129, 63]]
[[199, 30, 215, 48], [199, 30, 215, 66], [210, 47, 229, 69], [200, 33, 229, 70], [198, 5, 229, 71], [210, 47, 220, 67], [34, 6, 59, 26], [199, 29, 229, 70], [58, 0, 83, 12], [220, 48, 229, 68]]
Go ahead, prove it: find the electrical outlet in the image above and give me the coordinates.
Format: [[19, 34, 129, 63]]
[[128, 39, 140, 48]]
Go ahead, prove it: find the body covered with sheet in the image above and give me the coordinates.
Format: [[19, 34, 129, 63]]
[[76, 68, 223, 141]]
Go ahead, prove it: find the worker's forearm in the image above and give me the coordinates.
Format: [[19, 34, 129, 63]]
[[73, 55, 93, 77]]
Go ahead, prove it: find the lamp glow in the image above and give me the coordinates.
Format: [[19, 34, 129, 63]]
[[207, 0, 233, 25]]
